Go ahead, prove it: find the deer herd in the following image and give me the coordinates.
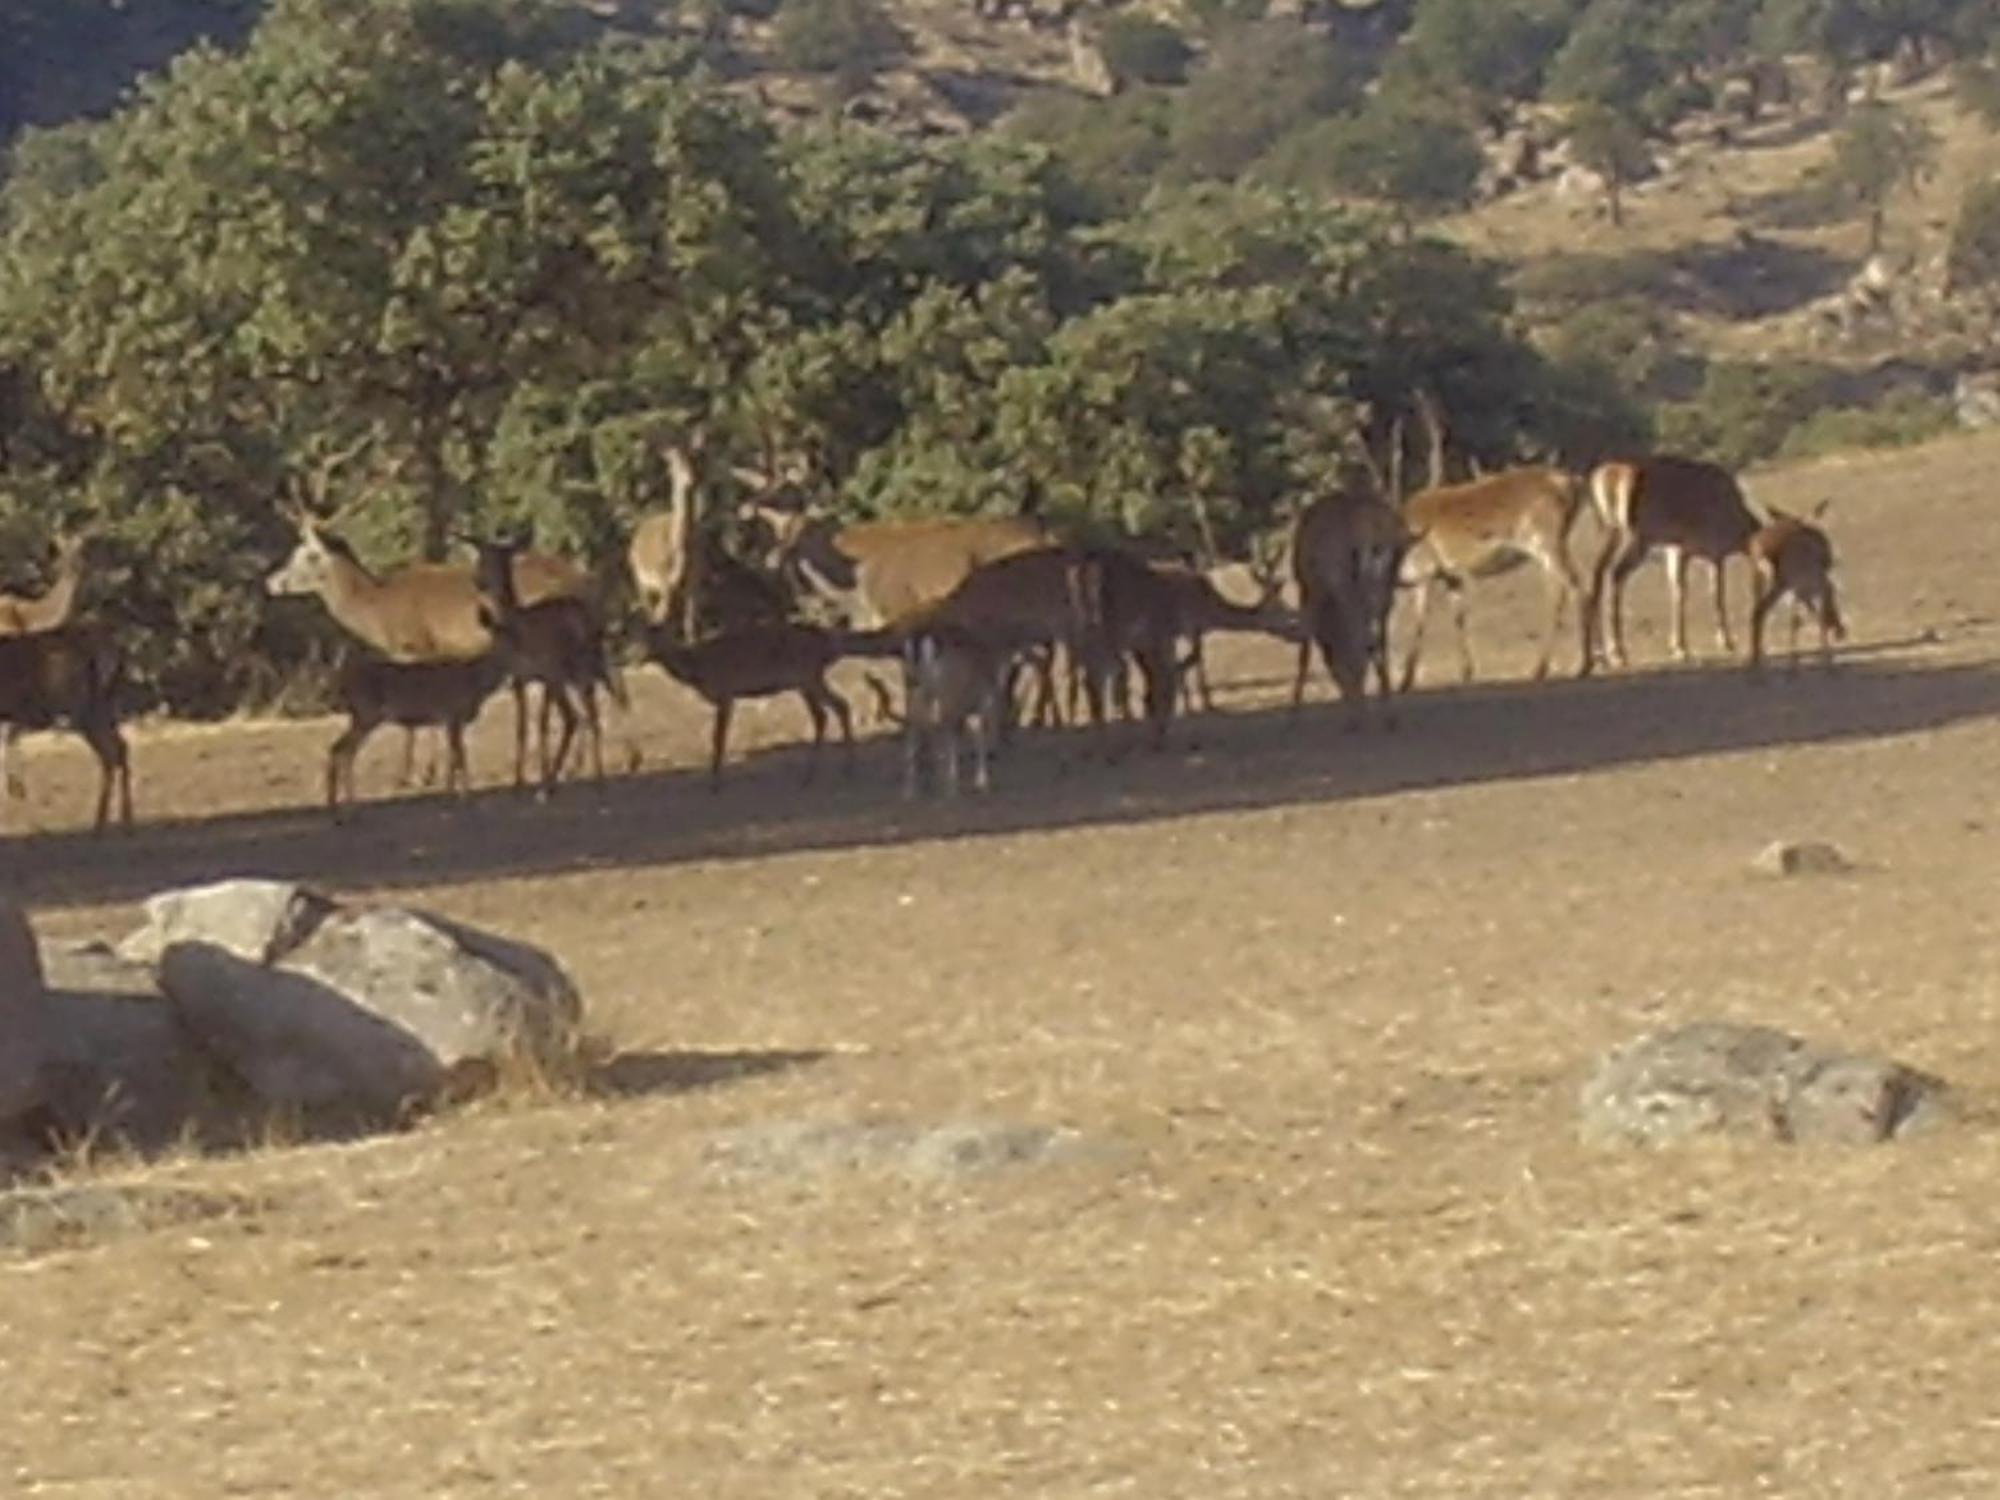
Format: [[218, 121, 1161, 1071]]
[[0, 438, 1848, 834]]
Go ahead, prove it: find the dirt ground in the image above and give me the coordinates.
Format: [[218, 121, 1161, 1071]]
[[3, 435, 2000, 1498]]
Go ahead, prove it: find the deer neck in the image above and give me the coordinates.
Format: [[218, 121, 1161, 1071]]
[[20, 558, 81, 632], [313, 548, 407, 653]]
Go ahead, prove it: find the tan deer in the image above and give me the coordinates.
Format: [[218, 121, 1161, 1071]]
[[467, 533, 628, 797], [1289, 485, 1410, 729], [1397, 465, 1591, 689], [641, 620, 856, 789], [0, 622, 132, 833], [739, 483, 1052, 632], [324, 651, 507, 821], [1586, 455, 1761, 668], [1746, 502, 1846, 672], [267, 498, 591, 791], [629, 444, 791, 636]]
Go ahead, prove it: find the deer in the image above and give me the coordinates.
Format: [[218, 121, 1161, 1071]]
[[466, 532, 628, 798], [324, 650, 508, 821], [866, 627, 1011, 797], [630, 443, 794, 639], [640, 620, 856, 789], [1396, 465, 1591, 689], [0, 623, 132, 834], [265, 436, 595, 791], [1746, 502, 1846, 673], [738, 478, 1052, 632], [1144, 553, 1299, 716], [0, 531, 98, 800], [1585, 455, 1762, 669], [1289, 484, 1411, 729]]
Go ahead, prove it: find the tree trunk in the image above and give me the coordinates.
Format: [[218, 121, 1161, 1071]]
[[1606, 178, 1624, 228]]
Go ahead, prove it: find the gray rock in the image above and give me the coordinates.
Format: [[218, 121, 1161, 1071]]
[[0, 901, 49, 1138], [146, 881, 582, 1132], [703, 1118, 1126, 1182], [1752, 840, 1853, 877], [118, 879, 333, 967], [39, 940, 236, 1152], [1581, 1022, 1946, 1146]]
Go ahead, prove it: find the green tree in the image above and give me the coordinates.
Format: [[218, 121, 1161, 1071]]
[[1095, 16, 1194, 88], [1274, 94, 1485, 233], [1946, 177, 2000, 299], [771, 0, 910, 98], [1385, 0, 1575, 132], [1825, 99, 1937, 251], [1566, 101, 1652, 226], [1166, 19, 1362, 181], [1546, 0, 1681, 127]]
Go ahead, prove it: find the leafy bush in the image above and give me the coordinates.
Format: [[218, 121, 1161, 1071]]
[[1262, 93, 1483, 227], [1511, 250, 1677, 320], [773, 0, 910, 86], [1654, 359, 1829, 470], [1776, 391, 1956, 461], [1948, 177, 2000, 299], [1096, 16, 1194, 88], [1166, 19, 1361, 182], [1540, 296, 1687, 399], [1005, 88, 1172, 214]]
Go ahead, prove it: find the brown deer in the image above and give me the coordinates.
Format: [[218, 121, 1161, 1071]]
[[1747, 502, 1846, 672], [0, 623, 132, 833], [1289, 485, 1410, 729], [1586, 455, 1761, 668], [1146, 555, 1298, 715], [641, 621, 856, 789], [630, 444, 792, 639], [1397, 465, 1591, 689], [466, 534, 628, 797], [0, 532, 97, 799], [268, 513, 590, 791], [324, 651, 508, 821]]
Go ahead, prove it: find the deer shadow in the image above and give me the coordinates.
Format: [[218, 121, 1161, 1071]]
[[11, 644, 2000, 913]]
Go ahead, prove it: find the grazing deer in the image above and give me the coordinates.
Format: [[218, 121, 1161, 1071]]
[[1397, 465, 1590, 689], [1147, 555, 1299, 715], [0, 532, 97, 799], [466, 534, 628, 797], [0, 623, 132, 833], [324, 651, 507, 821], [1587, 455, 1761, 668], [1747, 502, 1846, 672], [641, 621, 856, 789], [1289, 486, 1410, 729], [267, 514, 590, 791]]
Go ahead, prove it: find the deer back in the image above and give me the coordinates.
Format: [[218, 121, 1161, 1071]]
[[793, 516, 1052, 629], [1625, 456, 1759, 554]]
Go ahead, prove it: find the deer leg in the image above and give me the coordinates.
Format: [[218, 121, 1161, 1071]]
[[708, 699, 732, 791], [1665, 546, 1693, 662], [1602, 535, 1649, 668], [1747, 574, 1781, 675], [445, 719, 471, 799], [1290, 606, 1315, 717], [1399, 576, 1435, 693], [581, 681, 606, 789], [1189, 632, 1215, 715], [540, 687, 579, 801], [0, 724, 19, 802], [327, 716, 374, 822], [799, 685, 830, 785], [1535, 542, 1584, 681], [826, 682, 856, 777], [1711, 555, 1737, 656], [510, 677, 530, 791], [1448, 580, 1476, 684]]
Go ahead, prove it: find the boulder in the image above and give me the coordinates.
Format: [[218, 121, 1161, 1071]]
[[118, 878, 332, 968], [38, 940, 236, 1152], [136, 880, 582, 1133], [1751, 839, 1854, 877], [1581, 1022, 1946, 1146], [0, 901, 49, 1139]]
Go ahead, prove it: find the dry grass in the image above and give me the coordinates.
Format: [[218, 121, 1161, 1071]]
[[4, 432, 2000, 1495]]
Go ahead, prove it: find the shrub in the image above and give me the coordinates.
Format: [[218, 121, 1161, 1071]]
[[773, 0, 910, 87], [1654, 358, 1828, 470], [1776, 391, 1956, 461], [1947, 178, 2000, 300], [1097, 16, 1194, 88], [1166, 19, 1361, 182]]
